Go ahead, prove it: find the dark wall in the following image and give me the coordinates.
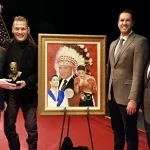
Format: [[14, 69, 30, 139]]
[[1, 0, 150, 60]]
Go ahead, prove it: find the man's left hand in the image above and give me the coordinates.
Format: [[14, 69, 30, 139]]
[[15, 80, 26, 89], [126, 100, 137, 115], [0, 78, 16, 90], [3, 102, 7, 111]]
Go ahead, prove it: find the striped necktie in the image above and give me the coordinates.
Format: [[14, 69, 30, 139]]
[[114, 38, 124, 62]]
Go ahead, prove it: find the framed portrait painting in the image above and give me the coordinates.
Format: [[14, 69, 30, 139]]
[[38, 34, 106, 115]]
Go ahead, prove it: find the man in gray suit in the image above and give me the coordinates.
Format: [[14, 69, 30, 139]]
[[143, 62, 150, 149], [107, 9, 149, 150]]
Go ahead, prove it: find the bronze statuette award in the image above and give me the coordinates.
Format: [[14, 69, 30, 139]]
[[8, 62, 22, 84]]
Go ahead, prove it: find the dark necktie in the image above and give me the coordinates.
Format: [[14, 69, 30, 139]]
[[114, 38, 124, 62], [61, 80, 67, 91]]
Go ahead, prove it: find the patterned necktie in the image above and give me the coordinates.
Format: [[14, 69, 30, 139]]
[[114, 38, 124, 62], [61, 80, 67, 91]]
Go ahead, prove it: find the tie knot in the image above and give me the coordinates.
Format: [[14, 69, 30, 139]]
[[120, 38, 124, 43], [64, 80, 67, 84]]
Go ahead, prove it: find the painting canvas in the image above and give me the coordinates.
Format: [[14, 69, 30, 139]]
[[38, 34, 106, 115]]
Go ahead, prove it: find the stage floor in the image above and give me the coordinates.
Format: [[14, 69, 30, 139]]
[[0, 110, 149, 150]]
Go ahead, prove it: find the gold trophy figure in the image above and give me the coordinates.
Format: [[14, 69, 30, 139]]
[[8, 62, 22, 84]]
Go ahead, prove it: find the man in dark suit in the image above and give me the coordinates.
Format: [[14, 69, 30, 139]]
[[0, 46, 17, 111], [107, 9, 149, 150], [1, 16, 38, 150], [143, 61, 150, 149], [58, 66, 75, 91], [58, 65, 75, 106], [54, 45, 80, 106]]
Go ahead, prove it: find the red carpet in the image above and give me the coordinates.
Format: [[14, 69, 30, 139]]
[[0, 110, 149, 150]]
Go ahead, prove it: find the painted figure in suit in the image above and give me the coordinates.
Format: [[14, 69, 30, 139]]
[[1, 16, 38, 150], [54, 44, 93, 106], [143, 61, 150, 149], [58, 65, 75, 92], [48, 74, 68, 107], [107, 9, 149, 150]]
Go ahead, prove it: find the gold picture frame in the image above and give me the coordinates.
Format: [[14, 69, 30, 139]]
[[38, 34, 106, 115]]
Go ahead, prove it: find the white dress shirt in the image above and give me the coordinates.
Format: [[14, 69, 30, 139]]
[[147, 64, 150, 78]]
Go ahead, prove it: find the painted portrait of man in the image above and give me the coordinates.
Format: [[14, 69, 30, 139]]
[[47, 44, 97, 107]]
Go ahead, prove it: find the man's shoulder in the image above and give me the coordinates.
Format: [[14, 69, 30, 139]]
[[110, 36, 119, 44], [131, 33, 147, 41], [110, 39, 118, 47], [28, 40, 38, 50], [86, 75, 95, 80], [0, 45, 6, 51], [69, 77, 75, 82], [1, 39, 13, 49]]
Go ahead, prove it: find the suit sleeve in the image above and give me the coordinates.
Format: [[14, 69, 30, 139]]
[[128, 38, 150, 101], [24, 46, 38, 88], [0, 47, 6, 110], [106, 57, 110, 96], [0, 39, 12, 49], [106, 43, 113, 98]]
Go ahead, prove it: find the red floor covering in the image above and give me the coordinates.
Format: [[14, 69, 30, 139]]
[[0, 110, 149, 150]]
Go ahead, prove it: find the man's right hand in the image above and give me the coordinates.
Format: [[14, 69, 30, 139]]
[[0, 78, 16, 90], [0, 101, 7, 112], [3, 101, 7, 111]]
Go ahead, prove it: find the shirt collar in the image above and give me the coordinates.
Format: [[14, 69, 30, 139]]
[[120, 30, 133, 41], [62, 75, 73, 83]]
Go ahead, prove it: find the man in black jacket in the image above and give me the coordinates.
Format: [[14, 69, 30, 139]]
[[1, 16, 38, 150], [0, 46, 17, 111]]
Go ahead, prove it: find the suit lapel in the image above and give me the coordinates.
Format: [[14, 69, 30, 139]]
[[114, 33, 136, 66], [110, 40, 118, 67], [65, 77, 74, 89]]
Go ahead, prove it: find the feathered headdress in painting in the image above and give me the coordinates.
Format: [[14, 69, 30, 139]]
[[54, 44, 93, 75]]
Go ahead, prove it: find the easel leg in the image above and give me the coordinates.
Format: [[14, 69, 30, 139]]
[[59, 107, 67, 149], [87, 107, 94, 150]]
